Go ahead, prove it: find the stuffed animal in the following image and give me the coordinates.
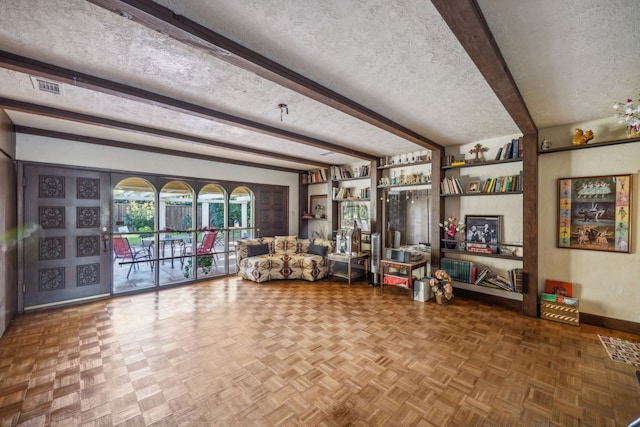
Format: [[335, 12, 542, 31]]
[[572, 128, 594, 145]]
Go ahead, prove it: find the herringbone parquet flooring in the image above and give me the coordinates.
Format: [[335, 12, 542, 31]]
[[1, 277, 639, 426]]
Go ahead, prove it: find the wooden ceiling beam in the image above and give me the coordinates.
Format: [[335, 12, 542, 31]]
[[0, 50, 376, 161], [15, 126, 306, 173], [85, 0, 443, 151], [431, 0, 537, 135], [0, 97, 331, 169]]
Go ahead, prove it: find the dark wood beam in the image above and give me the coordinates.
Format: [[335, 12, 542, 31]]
[[0, 97, 331, 169], [15, 126, 304, 173], [431, 0, 537, 135], [85, 0, 443, 151], [0, 50, 376, 161]]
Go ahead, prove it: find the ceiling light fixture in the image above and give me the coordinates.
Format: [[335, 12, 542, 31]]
[[278, 103, 288, 122]]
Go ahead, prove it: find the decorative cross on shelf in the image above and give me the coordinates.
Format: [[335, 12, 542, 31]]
[[469, 143, 488, 163]]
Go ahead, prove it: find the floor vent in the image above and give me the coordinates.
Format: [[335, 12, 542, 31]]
[[30, 76, 63, 95]]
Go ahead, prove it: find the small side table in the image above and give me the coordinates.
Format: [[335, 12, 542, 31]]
[[380, 258, 428, 299], [327, 252, 369, 287]]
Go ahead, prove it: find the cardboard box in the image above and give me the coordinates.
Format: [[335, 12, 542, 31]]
[[413, 278, 433, 302]]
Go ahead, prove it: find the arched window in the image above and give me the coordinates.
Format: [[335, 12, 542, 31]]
[[229, 186, 253, 240], [112, 178, 156, 292]]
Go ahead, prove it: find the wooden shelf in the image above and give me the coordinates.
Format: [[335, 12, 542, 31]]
[[441, 248, 522, 261], [333, 176, 371, 182], [442, 157, 522, 170], [537, 135, 640, 154], [303, 180, 328, 185], [452, 280, 523, 301], [378, 160, 432, 170], [378, 183, 432, 189], [441, 191, 522, 197]]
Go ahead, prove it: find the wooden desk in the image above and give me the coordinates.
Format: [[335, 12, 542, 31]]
[[380, 258, 428, 299], [328, 252, 369, 286]]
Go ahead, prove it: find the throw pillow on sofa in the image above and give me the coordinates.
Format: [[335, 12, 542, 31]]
[[307, 243, 328, 257], [247, 243, 270, 257]]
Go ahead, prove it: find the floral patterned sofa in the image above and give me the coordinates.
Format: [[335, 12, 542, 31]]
[[236, 236, 334, 283]]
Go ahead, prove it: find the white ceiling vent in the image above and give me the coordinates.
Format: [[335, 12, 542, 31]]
[[30, 76, 63, 95]]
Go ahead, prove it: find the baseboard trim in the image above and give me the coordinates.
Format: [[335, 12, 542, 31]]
[[458, 290, 640, 334], [579, 312, 640, 335]]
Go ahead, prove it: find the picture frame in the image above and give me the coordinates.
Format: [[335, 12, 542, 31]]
[[467, 180, 480, 193], [557, 174, 632, 253], [310, 194, 328, 219], [465, 215, 500, 254]]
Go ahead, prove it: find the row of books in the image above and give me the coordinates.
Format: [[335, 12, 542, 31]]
[[440, 258, 476, 284], [495, 137, 523, 160], [303, 168, 328, 184], [441, 176, 464, 195], [330, 165, 371, 181], [333, 186, 370, 200], [479, 172, 523, 193], [475, 266, 523, 293]]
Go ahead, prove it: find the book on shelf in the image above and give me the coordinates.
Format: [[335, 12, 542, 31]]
[[474, 267, 491, 285]]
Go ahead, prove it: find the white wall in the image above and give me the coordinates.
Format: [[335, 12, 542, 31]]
[[16, 134, 301, 235], [538, 119, 640, 323]]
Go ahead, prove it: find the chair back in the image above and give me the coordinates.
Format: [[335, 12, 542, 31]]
[[113, 235, 132, 258], [197, 230, 217, 254]]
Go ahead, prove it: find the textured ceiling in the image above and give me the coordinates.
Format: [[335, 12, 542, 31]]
[[0, 0, 638, 172]]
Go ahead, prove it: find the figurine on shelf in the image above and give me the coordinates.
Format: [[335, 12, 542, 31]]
[[540, 139, 552, 150], [572, 128, 594, 146], [469, 143, 488, 163]]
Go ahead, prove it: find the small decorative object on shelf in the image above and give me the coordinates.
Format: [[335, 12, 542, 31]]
[[439, 214, 464, 249], [469, 143, 488, 163], [572, 128, 594, 146], [429, 269, 453, 304], [613, 95, 640, 138], [540, 139, 552, 151]]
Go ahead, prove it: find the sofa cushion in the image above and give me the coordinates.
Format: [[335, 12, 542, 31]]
[[297, 238, 311, 254], [247, 243, 270, 257], [274, 235, 297, 254], [307, 243, 328, 257]]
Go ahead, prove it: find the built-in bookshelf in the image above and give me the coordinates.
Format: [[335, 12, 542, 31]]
[[439, 138, 525, 304]]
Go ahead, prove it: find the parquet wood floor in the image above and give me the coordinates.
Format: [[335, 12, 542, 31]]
[[1, 277, 639, 426]]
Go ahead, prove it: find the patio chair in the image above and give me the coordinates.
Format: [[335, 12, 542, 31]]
[[113, 235, 151, 278], [183, 230, 218, 268]]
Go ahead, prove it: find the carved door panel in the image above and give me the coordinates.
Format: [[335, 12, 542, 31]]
[[254, 186, 288, 237], [23, 165, 111, 309]]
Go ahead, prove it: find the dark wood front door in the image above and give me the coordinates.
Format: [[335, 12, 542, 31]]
[[255, 186, 288, 237], [23, 165, 111, 309]]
